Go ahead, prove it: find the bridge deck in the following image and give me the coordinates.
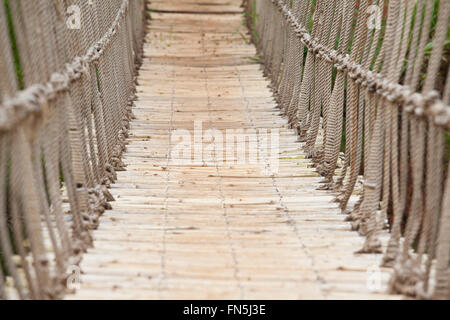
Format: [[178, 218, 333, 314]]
[[69, 1, 402, 300]]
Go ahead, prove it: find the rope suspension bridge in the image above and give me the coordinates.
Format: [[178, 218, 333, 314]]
[[0, 0, 449, 300]]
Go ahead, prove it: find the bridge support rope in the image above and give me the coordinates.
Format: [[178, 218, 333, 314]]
[[0, 0, 145, 299], [246, 0, 450, 299]]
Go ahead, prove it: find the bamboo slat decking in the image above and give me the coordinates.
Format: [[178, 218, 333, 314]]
[[68, 1, 402, 300]]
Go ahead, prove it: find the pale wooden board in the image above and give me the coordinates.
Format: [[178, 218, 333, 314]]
[[148, 0, 243, 13], [67, 1, 402, 300]]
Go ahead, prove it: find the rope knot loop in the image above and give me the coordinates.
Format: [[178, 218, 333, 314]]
[[50, 72, 69, 91]]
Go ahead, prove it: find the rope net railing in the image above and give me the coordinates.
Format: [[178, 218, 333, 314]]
[[245, 0, 450, 299], [0, 0, 145, 299]]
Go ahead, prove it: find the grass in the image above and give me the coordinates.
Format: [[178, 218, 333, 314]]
[[233, 25, 251, 45], [248, 55, 262, 63], [243, 0, 259, 42]]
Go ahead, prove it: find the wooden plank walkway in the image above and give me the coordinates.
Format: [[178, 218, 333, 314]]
[[68, 1, 402, 300]]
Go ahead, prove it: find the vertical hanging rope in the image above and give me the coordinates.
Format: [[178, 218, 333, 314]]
[[247, 0, 450, 299], [0, 0, 145, 299]]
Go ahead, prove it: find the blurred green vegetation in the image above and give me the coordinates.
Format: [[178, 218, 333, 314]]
[[1, 0, 26, 277], [3, 0, 23, 89]]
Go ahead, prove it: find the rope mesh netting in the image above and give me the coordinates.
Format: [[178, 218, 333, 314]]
[[245, 0, 450, 299], [0, 0, 145, 299]]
